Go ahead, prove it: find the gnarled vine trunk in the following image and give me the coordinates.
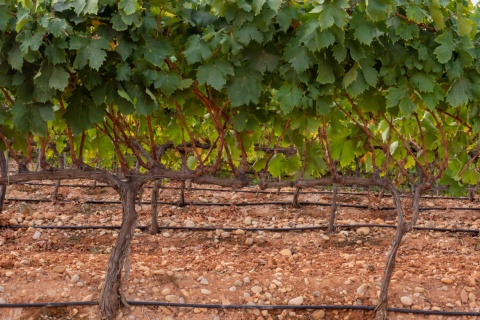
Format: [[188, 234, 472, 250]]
[[99, 181, 140, 320]]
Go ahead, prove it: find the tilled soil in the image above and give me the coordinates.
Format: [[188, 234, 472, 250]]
[[0, 181, 479, 320]]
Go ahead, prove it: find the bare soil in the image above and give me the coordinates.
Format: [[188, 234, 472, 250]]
[[0, 181, 479, 320]]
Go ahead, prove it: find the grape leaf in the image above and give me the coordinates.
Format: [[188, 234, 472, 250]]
[[0, 5, 11, 31], [244, 45, 280, 73], [268, 153, 286, 177], [7, 43, 23, 71], [197, 60, 234, 91], [267, 0, 282, 12], [434, 31, 454, 64], [253, 0, 266, 15], [316, 29, 335, 49], [317, 58, 335, 84], [49, 18, 70, 38], [183, 35, 212, 64], [154, 73, 182, 95], [343, 63, 358, 88], [446, 77, 472, 107], [410, 72, 435, 93], [119, 0, 137, 15], [143, 39, 173, 67], [386, 85, 408, 108], [406, 5, 426, 23], [226, 68, 262, 107], [366, 0, 391, 22], [276, 85, 303, 115], [45, 39, 68, 64], [284, 44, 312, 73], [70, 36, 110, 70], [49, 65, 70, 91], [340, 139, 355, 167], [236, 24, 264, 45], [399, 97, 416, 116]]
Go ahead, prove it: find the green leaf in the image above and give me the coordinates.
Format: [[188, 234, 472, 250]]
[[317, 0, 348, 30], [386, 85, 408, 108], [410, 72, 435, 93], [284, 156, 301, 176], [244, 45, 280, 73], [231, 111, 249, 132], [446, 77, 472, 107], [268, 153, 286, 177], [389, 141, 399, 155], [154, 73, 182, 95], [84, 0, 98, 14], [399, 97, 416, 117], [457, 17, 473, 37], [73, 0, 86, 15], [227, 68, 262, 107], [16, 8, 31, 32], [143, 39, 172, 67], [316, 29, 335, 49], [406, 5, 426, 23], [49, 65, 70, 91], [434, 31, 454, 64], [253, 0, 266, 15], [197, 60, 234, 91], [49, 18, 70, 37], [267, 0, 282, 12], [366, 0, 391, 22], [19, 31, 44, 53], [317, 58, 335, 84], [115, 34, 136, 60], [236, 24, 263, 45], [0, 5, 11, 31], [70, 36, 110, 70], [276, 85, 303, 115], [284, 45, 312, 73], [125, 82, 156, 115], [7, 43, 23, 71], [45, 39, 68, 64], [361, 64, 378, 87], [183, 35, 212, 64], [12, 101, 53, 135], [119, 0, 137, 15], [340, 139, 355, 167], [429, 0, 445, 30], [343, 63, 358, 88], [332, 44, 347, 62]]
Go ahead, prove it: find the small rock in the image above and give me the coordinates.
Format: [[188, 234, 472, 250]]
[[201, 289, 211, 295], [279, 249, 292, 257], [425, 201, 435, 208], [185, 220, 195, 228], [356, 284, 368, 294], [0, 298, 5, 304], [424, 221, 435, 228], [469, 293, 476, 302], [70, 274, 80, 283], [245, 238, 254, 245], [8, 218, 18, 226], [0, 286, 4, 292], [82, 294, 94, 302], [441, 277, 454, 285], [356, 227, 370, 236], [5, 271, 13, 277], [165, 295, 179, 302], [161, 288, 171, 296], [461, 290, 468, 303], [53, 266, 66, 274], [244, 217, 252, 225], [235, 229, 245, 235], [228, 287, 236, 292], [312, 310, 325, 319], [288, 296, 304, 306], [251, 286, 263, 294], [414, 287, 425, 293], [400, 296, 413, 306]]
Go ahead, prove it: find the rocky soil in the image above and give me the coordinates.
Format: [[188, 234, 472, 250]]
[[0, 181, 479, 320]]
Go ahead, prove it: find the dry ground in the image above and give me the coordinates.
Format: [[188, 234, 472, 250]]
[[0, 181, 479, 320]]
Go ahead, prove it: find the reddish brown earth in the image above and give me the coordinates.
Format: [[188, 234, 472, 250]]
[[0, 181, 479, 320]]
